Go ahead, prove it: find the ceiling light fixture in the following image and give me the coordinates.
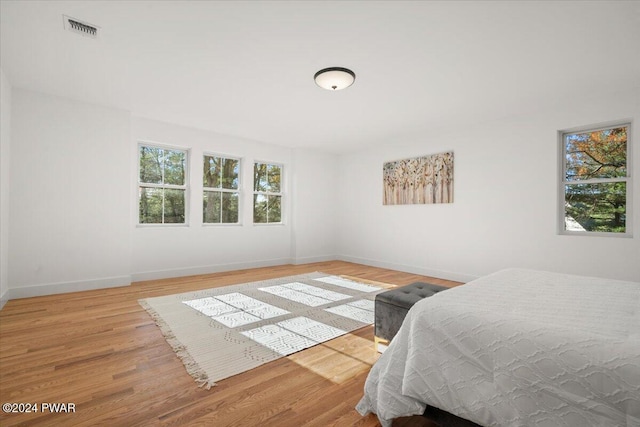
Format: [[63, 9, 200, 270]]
[[314, 67, 356, 91]]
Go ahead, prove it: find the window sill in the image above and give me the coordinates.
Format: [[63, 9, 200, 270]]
[[559, 230, 632, 238], [136, 223, 189, 228]]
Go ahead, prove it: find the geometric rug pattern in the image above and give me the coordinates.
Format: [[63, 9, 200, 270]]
[[139, 272, 386, 388]]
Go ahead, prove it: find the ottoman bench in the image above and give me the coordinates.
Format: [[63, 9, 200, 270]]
[[374, 282, 448, 352]]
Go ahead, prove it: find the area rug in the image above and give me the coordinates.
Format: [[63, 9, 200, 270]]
[[139, 272, 387, 389]]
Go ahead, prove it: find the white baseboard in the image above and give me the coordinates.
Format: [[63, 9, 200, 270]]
[[133, 255, 477, 284], [292, 255, 336, 265], [5, 275, 132, 301], [131, 257, 295, 282], [0, 257, 476, 305], [337, 255, 478, 283]]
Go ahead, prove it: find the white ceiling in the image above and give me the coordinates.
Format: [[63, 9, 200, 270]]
[[1, 1, 639, 153]]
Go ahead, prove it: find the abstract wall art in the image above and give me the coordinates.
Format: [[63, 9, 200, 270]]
[[383, 151, 453, 205]]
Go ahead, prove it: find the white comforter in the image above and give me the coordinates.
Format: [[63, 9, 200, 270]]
[[356, 268, 640, 427]]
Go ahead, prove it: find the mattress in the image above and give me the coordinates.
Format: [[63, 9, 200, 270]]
[[356, 268, 640, 427]]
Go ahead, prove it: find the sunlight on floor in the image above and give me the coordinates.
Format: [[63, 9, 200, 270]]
[[287, 333, 381, 384]]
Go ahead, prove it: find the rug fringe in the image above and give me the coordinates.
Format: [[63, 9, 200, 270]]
[[138, 299, 217, 389]]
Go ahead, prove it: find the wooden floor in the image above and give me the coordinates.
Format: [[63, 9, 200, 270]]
[[0, 261, 463, 427]]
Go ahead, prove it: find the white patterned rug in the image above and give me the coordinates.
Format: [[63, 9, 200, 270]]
[[139, 272, 387, 389]]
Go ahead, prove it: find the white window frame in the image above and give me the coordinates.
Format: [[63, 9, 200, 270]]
[[558, 121, 632, 237], [137, 142, 190, 226], [253, 161, 284, 225], [203, 153, 242, 225]]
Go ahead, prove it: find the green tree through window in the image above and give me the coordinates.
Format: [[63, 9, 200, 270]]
[[203, 155, 240, 223], [253, 162, 282, 223], [139, 145, 187, 224], [561, 124, 630, 234]]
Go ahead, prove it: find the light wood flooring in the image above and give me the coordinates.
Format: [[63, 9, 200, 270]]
[[0, 261, 463, 427]]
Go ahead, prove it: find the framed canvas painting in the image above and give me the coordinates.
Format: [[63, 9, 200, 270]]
[[383, 151, 453, 205]]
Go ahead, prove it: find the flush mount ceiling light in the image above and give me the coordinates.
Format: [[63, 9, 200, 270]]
[[314, 67, 356, 91]]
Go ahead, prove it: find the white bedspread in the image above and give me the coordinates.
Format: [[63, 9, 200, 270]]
[[356, 268, 640, 427]]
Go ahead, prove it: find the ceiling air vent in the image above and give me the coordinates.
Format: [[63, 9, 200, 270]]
[[63, 15, 99, 39]]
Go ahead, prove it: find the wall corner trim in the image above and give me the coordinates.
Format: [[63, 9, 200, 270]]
[[0, 290, 8, 311]]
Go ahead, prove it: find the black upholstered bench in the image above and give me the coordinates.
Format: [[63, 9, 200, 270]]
[[374, 282, 448, 352]]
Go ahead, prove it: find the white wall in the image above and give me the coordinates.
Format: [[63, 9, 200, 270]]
[[8, 89, 132, 297], [131, 117, 296, 281], [2, 95, 340, 299], [337, 89, 640, 282], [3, 86, 638, 302], [0, 69, 11, 307], [291, 148, 339, 263]]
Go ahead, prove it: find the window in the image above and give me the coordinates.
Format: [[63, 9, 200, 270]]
[[203, 155, 240, 224], [560, 123, 631, 236], [138, 144, 188, 224], [253, 162, 282, 223]]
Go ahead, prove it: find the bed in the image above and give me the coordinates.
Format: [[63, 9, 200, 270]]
[[356, 268, 640, 427]]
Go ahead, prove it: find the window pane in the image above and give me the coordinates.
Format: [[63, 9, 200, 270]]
[[267, 164, 281, 192], [139, 187, 163, 223], [139, 146, 162, 184], [203, 191, 222, 223], [204, 191, 239, 223], [164, 150, 186, 186], [222, 192, 239, 223], [221, 158, 239, 190], [164, 189, 185, 223], [565, 182, 626, 233], [254, 163, 268, 192], [203, 155, 221, 189], [254, 194, 267, 223], [565, 126, 627, 181], [268, 195, 281, 222]]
